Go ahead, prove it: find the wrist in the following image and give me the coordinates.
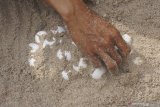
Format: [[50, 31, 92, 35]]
[[45, 0, 74, 21], [59, 0, 88, 22], [46, 0, 88, 22]]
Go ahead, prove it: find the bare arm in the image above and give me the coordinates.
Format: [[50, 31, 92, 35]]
[[45, 0, 131, 73]]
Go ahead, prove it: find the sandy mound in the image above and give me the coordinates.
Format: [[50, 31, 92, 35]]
[[0, 0, 160, 106]]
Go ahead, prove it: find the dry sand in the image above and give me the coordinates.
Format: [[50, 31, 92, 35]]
[[0, 0, 160, 107]]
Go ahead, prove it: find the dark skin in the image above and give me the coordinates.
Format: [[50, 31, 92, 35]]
[[45, 0, 131, 73]]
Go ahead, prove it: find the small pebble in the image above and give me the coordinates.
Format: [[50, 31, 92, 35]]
[[57, 49, 63, 60], [79, 58, 87, 68], [57, 26, 65, 33], [64, 51, 72, 61], [122, 34, 132, 46], [35, 35, 41, 43], [29, 43, 39, 53], [51, 29, 57, 35], [62, 70, 70, 80], [43, 39, 56, 48], [36, 31, 47, 36], [133, 57, 143, 65], [73, 58, 87, 72], [59, 39, 62, 43], [73, 65, 80, 72], [91, 66, 106, 79], [72, 42, 77, 47], [28, 58, 36, 67]]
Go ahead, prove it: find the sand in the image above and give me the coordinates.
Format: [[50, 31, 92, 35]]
[[0, 0, 160, 107]]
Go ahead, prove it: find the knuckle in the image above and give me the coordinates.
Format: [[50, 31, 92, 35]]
[[111, 33, 118, 38], [116, 56, 122, 65], [89, 55, 101, 68], [124, 46, 131, 57], [126, 47, 131, 55], [107, 60, 117, 70], [92, 60, 100, 68], [111, 29, 120, 38]]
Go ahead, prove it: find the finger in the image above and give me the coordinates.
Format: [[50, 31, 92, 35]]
[[97, 48, 119, 74], [105, 47, 122, 66], [88, 54, 101, 68], [114, 33, 131, 57]]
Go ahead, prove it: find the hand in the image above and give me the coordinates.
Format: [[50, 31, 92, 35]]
[[66, 9, 131, 73], [45, 0, 131, 73]]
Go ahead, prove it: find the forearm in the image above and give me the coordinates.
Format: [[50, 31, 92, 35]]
[[45, 0, 88, 21]]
